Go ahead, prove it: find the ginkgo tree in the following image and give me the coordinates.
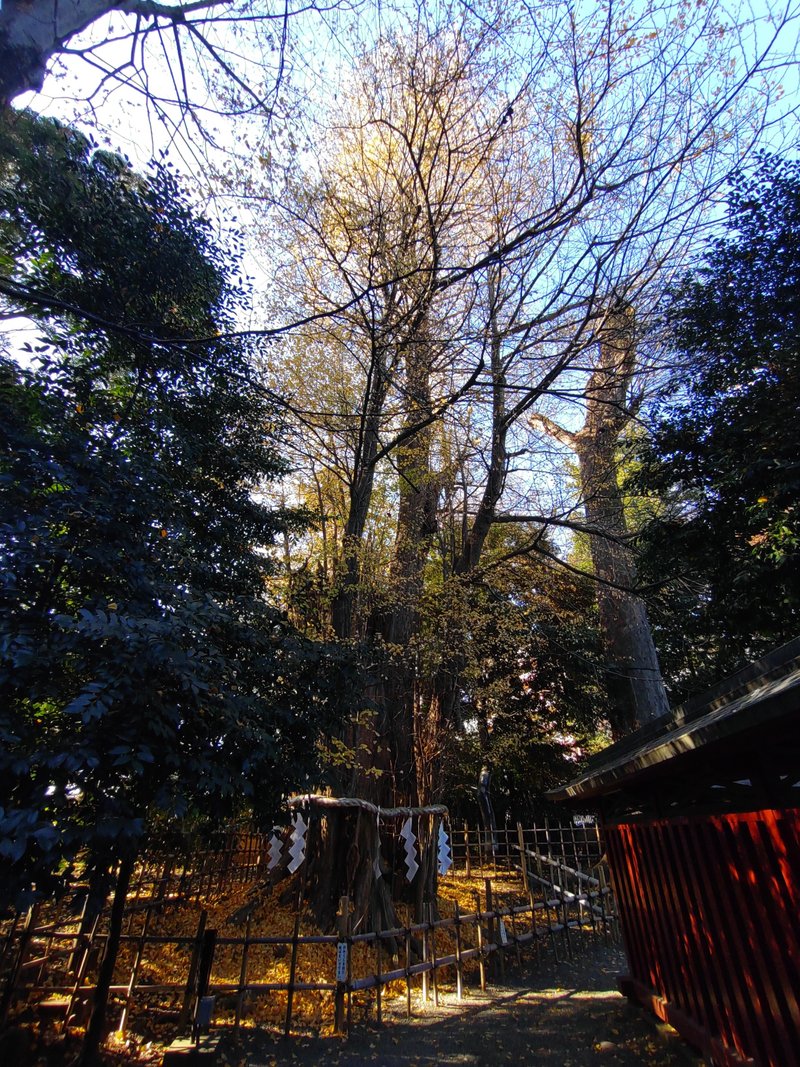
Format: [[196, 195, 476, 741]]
[[251, 0, 799, 881], [266, 0, 793, 704]]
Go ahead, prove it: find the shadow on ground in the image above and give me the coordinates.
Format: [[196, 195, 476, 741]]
[[224, 944, 704, 1066]]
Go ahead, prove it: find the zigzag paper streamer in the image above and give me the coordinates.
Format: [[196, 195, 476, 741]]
[[439, 823, 452, 874], [267, 831, 283, 871], [287, 812, 307, 874], [400, 816, 419, 882]]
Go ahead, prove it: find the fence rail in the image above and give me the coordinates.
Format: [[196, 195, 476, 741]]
[[0, 821, 616, 1039]]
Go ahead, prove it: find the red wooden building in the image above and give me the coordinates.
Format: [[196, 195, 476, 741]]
[[549, 639, 800, 1067]]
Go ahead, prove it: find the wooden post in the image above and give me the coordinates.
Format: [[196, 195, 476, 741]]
[[464, 823, 471, 878], [66, 896, 90, 976], [404, 924, 413, 1018], [156, 857, 172, 910], [484, 878, 498, 980], [179, 910, 207, 1030], [528, 881, 542, 964], [517, 823, 529, 891], [234, 914, 252, 1035], [421, 904, 429, 1004], [514, 906, 523, 967], [118, 905, 153, 1034], [284, 905, 302, 1037], [0, 906, 37, 1025], [598, 861, 611, 944], [64, 913, 99, 1033], [0, 911, 22, 973], [428, 903, 439, 1008], [454, 901, 463, 1001], [474, 892, 486, 992], [375, 921, 382, 1026], [192, 928, 217, 1041], [559, 856, 573, 960], [333, 896, 351, 1035]]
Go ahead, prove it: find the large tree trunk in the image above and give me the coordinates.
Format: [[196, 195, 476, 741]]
[[380, 335, 439, 806], [574, 304, 669, 735], [1, 0, 118, 103], [330, 362, 388, 639], [576, 441, 669, 734]]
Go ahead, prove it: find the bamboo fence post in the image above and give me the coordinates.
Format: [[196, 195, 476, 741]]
[[429, 903, 439, 1008], [156, 857, 172, 910], [192, 928, 217, 1041], [375, 922, 382, 1026], [346, 916, 353, 1033], [284, 904, 303, 1037], [62, 911, 100, 1033], [421, 905, 429, 1004], [559, 857, 573, 960], [66, 895, 89, 976], [527, 881, 542, 964], [333, 895, 351, 1035], [511, 907, 522, 968], [484, 879, 498, 981], [234, 914, 252, 1035], [127, 861, 146, 923], [536, 862, 559, 963], [404, 924, 413, 1018], [179, 910, 207, 1030], [0, 904, 37, 1025], [454, 901, 463, 1001], [581, 857, 598, 943], [118, 905, 153, 1034], [475, 897, 486, 992], [582, 820, 591, 869], [598, 862, 612, 944], [0, 911, 22, 972], [517, 823, 528, 892]]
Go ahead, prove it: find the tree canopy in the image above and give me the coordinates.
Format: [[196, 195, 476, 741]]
[[3, 0, 800, 948], [634, 156, 800, 696], [0, 110, 353, 908]]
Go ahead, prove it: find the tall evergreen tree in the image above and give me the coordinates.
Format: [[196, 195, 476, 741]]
[[635, 156, 800, 696], [0, 110, 351, 908]]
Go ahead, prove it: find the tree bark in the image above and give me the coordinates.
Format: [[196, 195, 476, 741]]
[[330, 341, 391, 639], [1, 0, 111, 102], [573, 303, 669, 734]]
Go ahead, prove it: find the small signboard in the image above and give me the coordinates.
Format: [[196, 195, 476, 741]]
[[336, 941, 348, 983]]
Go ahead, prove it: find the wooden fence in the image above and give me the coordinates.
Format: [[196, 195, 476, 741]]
[[0, 821, 617, 1041]]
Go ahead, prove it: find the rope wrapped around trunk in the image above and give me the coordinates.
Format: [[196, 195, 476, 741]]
[[287, 794, 448, 818]]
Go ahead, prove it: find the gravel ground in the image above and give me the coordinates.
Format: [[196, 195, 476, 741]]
[[224, 942, 705, 1067]]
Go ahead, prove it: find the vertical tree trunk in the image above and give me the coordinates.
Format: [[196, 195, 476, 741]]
[[574, 304, 669, 735], [381, 334, 439, 805], [531, 301, 669, 736], [576, 440, 669, 734], [331, 340, 391, 640]]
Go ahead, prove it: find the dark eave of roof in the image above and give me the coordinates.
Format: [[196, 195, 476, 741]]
[[548, 637, 800, 804]]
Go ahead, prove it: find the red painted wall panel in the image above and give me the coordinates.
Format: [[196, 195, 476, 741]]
[[606, 809, 800, 1067]]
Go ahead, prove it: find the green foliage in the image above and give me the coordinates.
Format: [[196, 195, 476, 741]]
[[0, 111, 352, 907], [635, 155, 800, 696], [437, 527, 610, 821]]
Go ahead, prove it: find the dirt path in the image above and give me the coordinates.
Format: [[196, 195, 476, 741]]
[[226, 943, 703, 1067]]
